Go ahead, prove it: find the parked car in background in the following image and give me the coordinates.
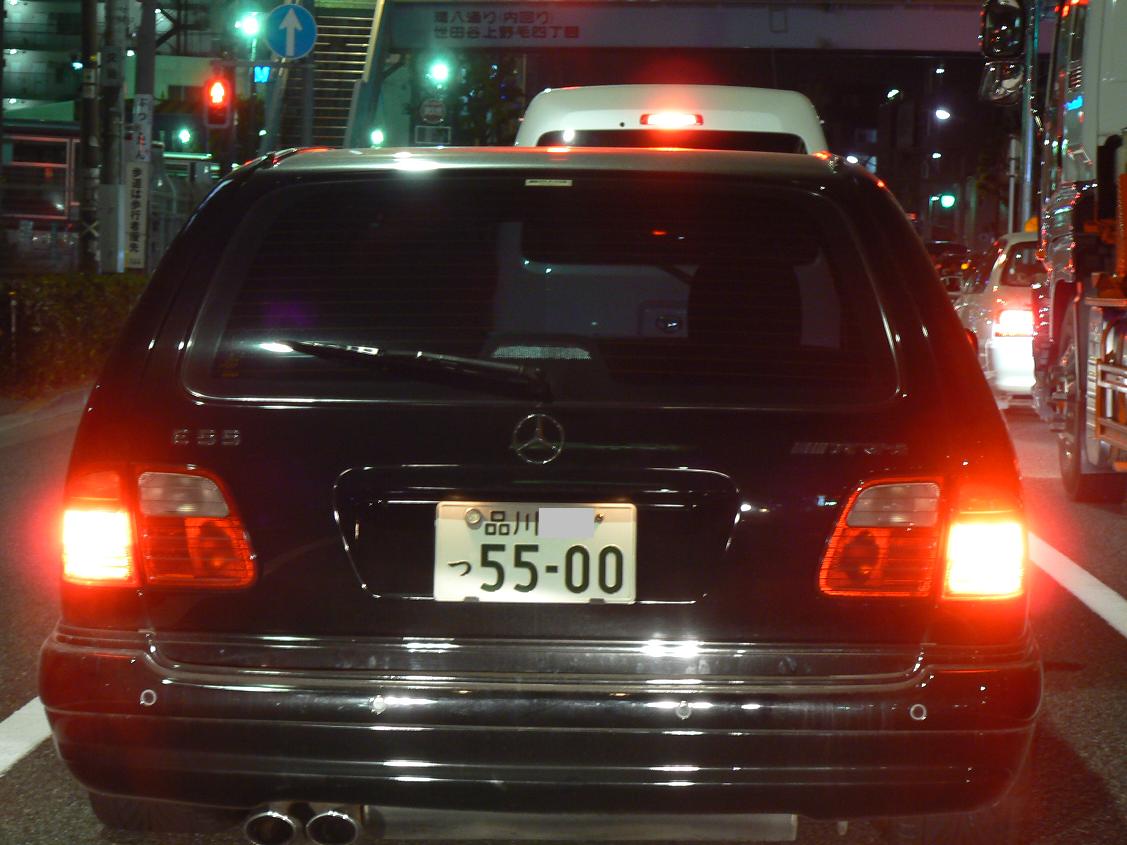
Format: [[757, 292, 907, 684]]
[[954, 232, 1041, 410], [40, 147, 1037, 845], [514, 84, 828, 153]]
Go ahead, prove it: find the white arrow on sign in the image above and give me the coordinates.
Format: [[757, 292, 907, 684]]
[[281, 7, 303, 56]]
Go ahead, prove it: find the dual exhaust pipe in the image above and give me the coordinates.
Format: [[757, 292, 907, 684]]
[[244, 804, 362, 845]]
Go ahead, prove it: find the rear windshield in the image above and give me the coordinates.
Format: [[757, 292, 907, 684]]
[[535, 129, 806, 153], [185, 172, 896, 407], [1000, 242, 1044, 287]]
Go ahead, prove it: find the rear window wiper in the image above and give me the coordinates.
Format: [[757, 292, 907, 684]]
[[282, 340, 553, 402]]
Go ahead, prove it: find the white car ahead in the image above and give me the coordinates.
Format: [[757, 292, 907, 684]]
[[954, 232, 1041, 409], [514, 84, 828, 154]]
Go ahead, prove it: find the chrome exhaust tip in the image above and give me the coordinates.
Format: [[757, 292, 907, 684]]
[[243, 807, 304, 845], [306, 807, 361, 845]]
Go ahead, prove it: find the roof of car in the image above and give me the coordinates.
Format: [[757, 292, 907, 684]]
[[258, 146, 842, 180], [513, 84, 829, 153]]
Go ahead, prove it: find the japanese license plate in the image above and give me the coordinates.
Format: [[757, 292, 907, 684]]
[[434, 502, 636, 603]]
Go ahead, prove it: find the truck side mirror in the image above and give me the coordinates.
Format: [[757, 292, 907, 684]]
[[980, 0, 1025, 61], [979, 61, 1025, 105]]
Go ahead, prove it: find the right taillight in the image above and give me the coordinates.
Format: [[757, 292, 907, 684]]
[[819, 478, 1026, 601], [942, 482, 1025, 600], [61, 467, 255, 589]]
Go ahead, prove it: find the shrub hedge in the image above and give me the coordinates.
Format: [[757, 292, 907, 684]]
[[0, 273, 148, 398]]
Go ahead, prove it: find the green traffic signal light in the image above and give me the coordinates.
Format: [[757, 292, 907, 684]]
[[235, 11, 260, 37], [939, 193, 956, 209], [426, 59, 451, 85]]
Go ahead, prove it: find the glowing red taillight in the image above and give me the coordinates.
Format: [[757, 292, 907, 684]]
[[942, 482, 1024, 600], [61, 468, 255, 589], [640, 111, 703, 129], [994, 307, 1034, 337], [62, 471, 135, 585], [819, 478, 1026, 601]]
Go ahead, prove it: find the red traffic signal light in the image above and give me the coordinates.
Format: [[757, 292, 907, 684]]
[[203, 75, 233, 129]]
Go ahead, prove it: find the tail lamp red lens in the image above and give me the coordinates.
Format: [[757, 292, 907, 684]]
[[62, 471, 135, 585], [819, 478, 1025, 600], [640, 112, 704, 129], [994, 307, 1034, 337], [819, 481, 942, 597], [62, 468, 255, 589]]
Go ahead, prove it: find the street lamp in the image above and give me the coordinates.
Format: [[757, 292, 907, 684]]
[[886, 88, 901, 100], [934, 107, 952, 121], [931, 152, 943, 160]]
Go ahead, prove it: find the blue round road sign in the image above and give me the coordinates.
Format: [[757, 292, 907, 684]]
[[264, 4, 317, 60]]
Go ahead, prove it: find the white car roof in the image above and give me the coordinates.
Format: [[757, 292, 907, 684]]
[[513, 84, 828, 154]]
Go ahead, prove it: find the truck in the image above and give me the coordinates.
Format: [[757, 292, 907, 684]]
[[981, 0, 1127, 502]]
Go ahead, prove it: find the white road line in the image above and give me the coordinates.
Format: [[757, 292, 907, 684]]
[[0, 697, 49, 777], [1029, 533, 1127, 641]]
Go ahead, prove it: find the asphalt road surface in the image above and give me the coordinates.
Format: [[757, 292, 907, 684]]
[[0, 405, 1124, 845]]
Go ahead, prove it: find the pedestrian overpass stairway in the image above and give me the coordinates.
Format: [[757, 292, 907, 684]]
[[278, 8, 373, 148]]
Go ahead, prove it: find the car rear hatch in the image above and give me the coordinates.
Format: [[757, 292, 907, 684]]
[[100, 162, 1012, 669]]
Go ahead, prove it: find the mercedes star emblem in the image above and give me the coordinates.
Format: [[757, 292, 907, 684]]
[[511, 413, 565, 465]]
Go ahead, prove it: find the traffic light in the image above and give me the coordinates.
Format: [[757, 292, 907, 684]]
[[203, 74, 233, 129], [939, 193, 956, 209]]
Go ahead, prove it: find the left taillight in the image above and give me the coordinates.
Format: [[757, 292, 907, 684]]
[[62, 468, 255, 589], [62, 470, 135, 586]]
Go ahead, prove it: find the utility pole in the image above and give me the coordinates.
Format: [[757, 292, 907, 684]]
[[1, 0, 7, 253], [1019, 0, 1039, 228], [78, 0, 100, 274], [125, 0, 157, 272], [98, 0, 128, 272]]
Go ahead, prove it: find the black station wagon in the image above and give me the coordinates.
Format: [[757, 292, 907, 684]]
[[40, 148, 1040, 845]]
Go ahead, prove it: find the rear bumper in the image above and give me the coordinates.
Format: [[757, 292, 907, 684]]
[[39, 628, 1040, 821], [985, 336, 1035, 397]]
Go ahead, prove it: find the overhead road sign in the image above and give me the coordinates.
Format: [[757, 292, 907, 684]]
[[264, 3, 317, 60]]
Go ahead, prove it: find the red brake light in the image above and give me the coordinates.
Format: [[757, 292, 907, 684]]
[[62, 471, 135, 586], [61, 468, 255, 589], [942, 481, 1024, 600], [640, 112, 703, 129], [995, 308, 1034, 337], [819, 477, 1026, 601]]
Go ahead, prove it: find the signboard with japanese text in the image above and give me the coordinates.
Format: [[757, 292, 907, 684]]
[[131, 94, 154, 162], [420, 98, 447, 124], [125, 162, 150, 271], [390, 4, 988, 51]]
